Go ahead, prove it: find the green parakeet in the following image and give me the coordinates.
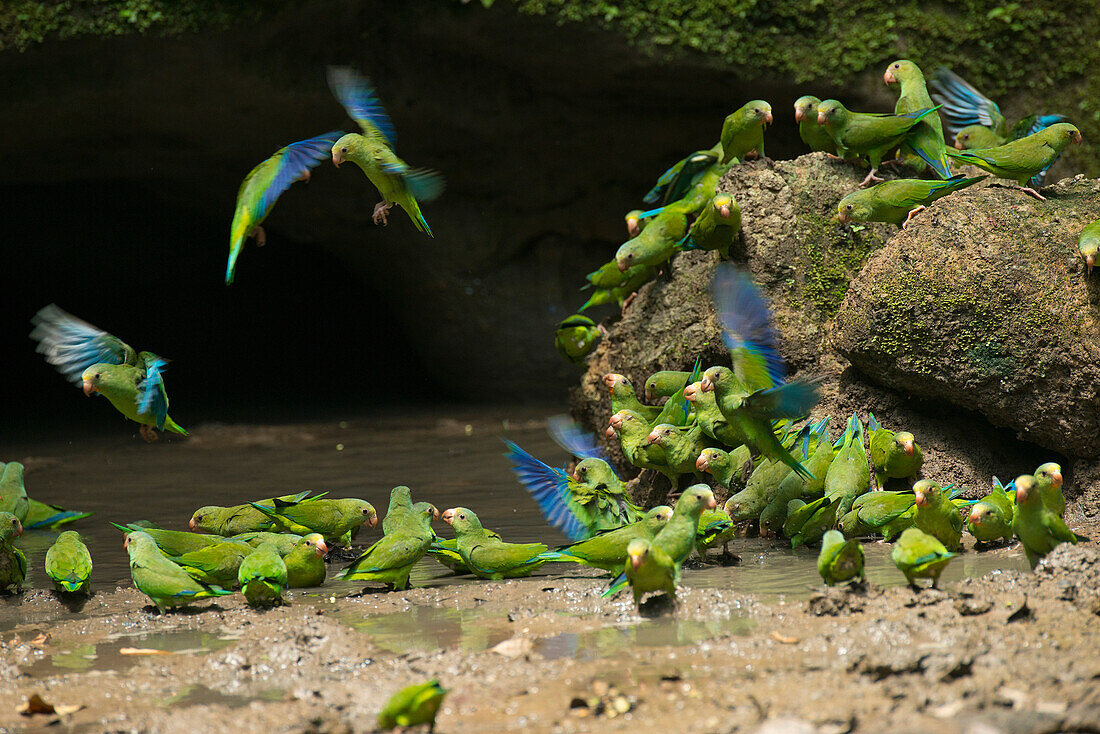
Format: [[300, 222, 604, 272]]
[[725, 458, 792, 523], [225, 131, 342, 284], [1080, 219, 1100, 275], [794, 96, 837, 155], [1012, 474, 1077, 568], [646, 423, 708, 483], [124, 531, 232, 613], [625, 209, 646, 238], [328, 67, 444, 234], [695, 507, 737, 559], [377, 680, 447, 732], [823, 414, 871, 516], [720, 101, 772, 164], [967, 500, 1014, 545], [112, 522, 224, 557], [702, 266, 823, 480], [249, 497, 377, 545], [837, 175, 986, 228], [867, 413, 923, 486], [555, 314, 602, 365], [643, 144, 724, 205], [817, 529, 865, 586], [759, 417, 835, 537], [682, 195, 740, 258], [784, 495, 842, 548], [607, 409, 678, 488], [0, 462, 29, 523], [1033, 462, 1065, 518], [172, 541, 253, 588], [336, 502, 436, 591], [884, 59, 952, 179], [816, 100, 940, 187], [189, 491, 320, 536], [22, 499, 93, 530], [229, 531, 302, 556], [285, 533, 328, 588], [580, 264, 657, 312], [913, 480, 964, 552], [944, 123, 1082, 200], [684, 380, 750, 448], [0, 513, 27, 594], [645, 370, 694, 402], [614, 201, 691, 272], [695, 446, 754, 492], [44, 530, 93, 594], [604, 373, 662, 423], [839, 490, 916, 540], [443, 507, 549, 580], [953, 125, 1004, 150], [381, 485, 416, 535], [30, 305, 187, 441], [540, 506, 673, 572], [892, 527, 956, 588], [238, 543, 288, 608], [611, 538, 678, 606]]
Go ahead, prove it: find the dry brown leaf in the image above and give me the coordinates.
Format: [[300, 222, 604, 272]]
[[17, 693, 83, 717], [119, 647, 172, 655], [30, 633, 49, 647], [770, 631, 799, 644]]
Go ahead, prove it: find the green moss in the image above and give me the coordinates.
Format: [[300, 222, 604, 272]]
[[797, 211, 885, 319]]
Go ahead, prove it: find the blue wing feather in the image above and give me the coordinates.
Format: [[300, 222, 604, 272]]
[[30, 305, 130, 384], [137, 358, 169, 430], [546, 415, 606, 461], [256, 131, 344, 218], [327, 66, 396, 146], [712, 265, 786, 388], [929, 67, 1002, 136], [503, 440, 588, 541], [403, 168, 446, 202], [744, 377, 823, 420]]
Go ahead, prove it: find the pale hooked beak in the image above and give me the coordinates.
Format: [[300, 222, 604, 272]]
[[627, 218, 640, 238], [794, 106, 803, 123], [902, 440, 914, 456], [609, 413, 624, 429], [719, 204, 731, 219], [700, 377, 715, 393], [838, 210, 851, 224], [605, 425, 617, 439], [616, 258, 629, 272], [968, 508, 982, 524], [696, 454, 709, 472], [683, 384, 697, 402], [954, 138, 965, 150], [1072, 131, 1083, 145], [82, 379, 96, 396], [914, 491, 927, 507], [188, 517, 197, 531], [630, 555, 643, 571], [817, 111, 827, 125], [1087, 253, 1095, 275], [315, 538, 329, 555], [603, 373, 619, 389], [646, 430, 661, 445], [365, 513, 378, 528], [571, 468, 580, 482], [884, 69, 897, 84], [12, 520, 23, 538], [332, 151, 343, 167], [764, 110, 773, 125], [705, 494, 717, 510], [442, 508, 456, 524], [1052, 470, 1063, 488]]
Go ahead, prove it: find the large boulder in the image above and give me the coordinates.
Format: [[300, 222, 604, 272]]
[[831, 176, 1100, 457]]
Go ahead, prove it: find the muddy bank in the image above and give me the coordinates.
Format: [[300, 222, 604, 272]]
[[1, 525, 1097, 733]]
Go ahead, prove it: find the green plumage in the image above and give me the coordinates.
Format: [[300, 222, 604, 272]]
[[337, 502, 436, 590], [695, 507, 736, 557], [684, 195, 740, 258], [568, 457, 646, 534], [381, 485, 416, 535], [621, 538, 678, 606], [912, 480, 963, 552], [0, 513, 27, 594], [686, 379, 751, 448], [839, 490, 916, 540], [886, 59, 952, 178], [45, 530, 93, 594], [83, 363, 188, 437], [249, 497, 377, 545], [555, 314, 602, 365], [1079, 219, 1100, 275], [1032, 462, 1065, 518], [823, 415, 871, 516], [190, 491, 320, 536], [645, 370, 693, 402], [817, 100, 938, 184], [838, 176, 986, 227], [726, 458, 792, 523], [892, 528, 956, 588], [172, 541, 253, 588], [953, 125, 1004, 150], [605, 374, 662, 423], [945, 123, 1081, 189], [614, 201, 690, 271], [794, 96, 837, 155], [817, 530, 865, 586], [125, 531, 232, 613], [377, 680, 447, 731], [696, 446, 754, 493], [0, 462, 29, 523], [580, 264, 657, 311], [785, 495, 842, 548], [23, 499, 93, 529], [112, 523, 225, 557], [1012, 474, 1077, 568], [720, 101, 772, 164], [867, 413, 924, 486], [285, 534, 328, 588], [238, 543, 288, 608], [445, 507, 549, 580], [542, 506, 672, 572]]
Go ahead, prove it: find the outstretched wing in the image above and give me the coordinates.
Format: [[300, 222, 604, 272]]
[[547, 415, 606, 461], [502, 440, 588, 541], [327, 66, 396, 146], [712, 265, 786, 392], [136, 353, 170, 430], [30, 304, 135, 383], [929, 67, 1005, 137]]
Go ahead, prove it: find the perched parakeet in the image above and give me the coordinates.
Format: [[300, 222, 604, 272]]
[[285, 533, 328, 588], [328, 66, 444, 234], [839, 490, 916, 540], [111, 522, 224, 557], [644, 144, 724, 205], [759, 418, 835, 537], [580, 263, 657, 312], [817, 530, 865, 586], [684, 380, 747, 448], [238, 543, 288, 608], [682, 195, 740, 258], [555, 314, 602, 365], [784, 495, 842, 548], [229, 531, 303, 556], [646, 423, 708, 484], [720, 101, 772, 164], [44, 530, 92, 594], [607, 410, 684, 491], [225, 131, 342, 284], [725, 458, 792, 523], [625, 209, 646, 238], [892, 527, 956, 588], [966, 498, 1014, 546], [944, 123, 1082, 200], [614, 201, 691, 271], [645, 370, 694, 403], [249, 497, 377, 545], [0, 462, 29, 523], [696, 445, 754, 492], [867, 413, 923, 489], [335, 502, 436, 591], [695, 507, 737, 559], [952, 125, 1005, 150], [884, 59, 952, 179], [443, 507, 549, 580], [22, 499, 92, 530], [0, 512, 27, 593], [30, 305, 187, 441], [172, 541, 253, 588], [824, 415, 871, 516], [1033, 462, 1065, 518], [702, 266, 823, 479], [609, 538, 678, 606], [125, 531, 232, 613], [913, 480, 963, 552], [377, 680, 447, 732], [1012, 474, 1077, 568], [837, 175, 986, 228], [816, 101, 940, 187], [380, 485, 416, 535], [604, 373, 662, 423], [794, 96, 837, 155], [540, 506, 673, 572], [189, 491, 321, 536], [1079, 219, 1100, 275]]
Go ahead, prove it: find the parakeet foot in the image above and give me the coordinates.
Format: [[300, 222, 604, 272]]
[[620, 293, 637, 312], [1015, 185, 1047, 201], [879, 159, 902, 170], [597, 323, 610, 337], [252, 225, 267, 247], [826, 153, 844, 161], [859, 169, 884, 187], [902, 206, 926, 228], [372, 201, 394, 225], [140, 425, 159, 443]]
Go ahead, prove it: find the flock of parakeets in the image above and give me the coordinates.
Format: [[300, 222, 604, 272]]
[[555, 60, 1097, 367]]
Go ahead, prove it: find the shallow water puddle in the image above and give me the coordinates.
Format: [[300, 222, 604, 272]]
[[23, 628, 238, 678], [338, 604, 513, 654], [167, 684, 285, 709], [536, 614, 755, 661]]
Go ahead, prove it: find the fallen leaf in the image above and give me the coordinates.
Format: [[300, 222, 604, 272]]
[[17, 693, 84, 717], [771, 631, 799, 644], [490, 638, 533, 658], [119, 647, 173, 655], [30, 633, 49, 646]]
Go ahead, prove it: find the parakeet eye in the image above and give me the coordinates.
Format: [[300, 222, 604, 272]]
[[893, 63, 900, 69], [341, 146, 348, 153], [579, 466, 587, 474], [846, 204, 853, 210]]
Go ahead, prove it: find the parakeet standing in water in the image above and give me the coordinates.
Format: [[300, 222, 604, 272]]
[[555, 314, 603, 365], [944, 123, 1082, 200], [892, 527, 956, 589], [328, 66, 444, 234], [1033, 462, 1065, 518], [785, 495, 842, 548], [377, 680, 447, 732], [794, 96, 837, 155], [720, 101, 772, 164], [1012, 474, 1077, 568], [249, 497, 377, 545], [612, 538, 678, 606], [0, 462, 29, 522], [172, 541, 253, 588], [884, 59, 952, 179], [541, 506, 673, 572], [442, 507, 549, 580], [837, 175, 986, 228], [189, 491, 320, 536], [966, 478, 1014, 545], [112, 522, 223, 557], [0, 513, 26, 593], [817, 530, 865, 586], [335, 502, 436, 591], [1079, 219, 1100, 275], [238, 543, 288, 608], [44, 530, 92, 593], [912, 480, 963, 552], [31, 305, 187, 441], [125, 531, 232, 613], [226, 131, 342, 284], [284, 533, 328, 588], [816, 101, 940, 187], [867, 413, 923, 486], [824, 415, 871, 515]]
